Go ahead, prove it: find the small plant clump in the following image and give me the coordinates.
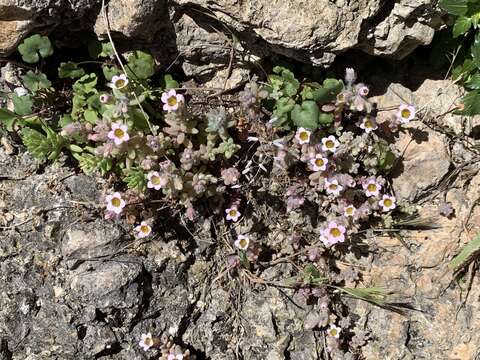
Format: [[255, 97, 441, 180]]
[[0, 34, 420, 357]]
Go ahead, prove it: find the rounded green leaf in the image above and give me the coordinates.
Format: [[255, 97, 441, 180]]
[[18, 34, 53, 63], [291, 101, 319, 130], [21, 71, 51, 93], [58, 62, 85, 79]]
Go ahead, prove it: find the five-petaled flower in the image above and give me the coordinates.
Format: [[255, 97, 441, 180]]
[[363, 179, 381, 197], [310, 154, 329, 172], [327, 324, 341, 339], [139, 333, 154, 351], [105, 192, 126, 214], [344, 205, 356, 217], [321, 221, 346, 246], [379, 194, 396, 212], [234, 235, 250, 250], [107, 122, 130, 145], [225, 207, 241, 222], [396, 104, 416, 124], [358, 85, 369, 97], [109, 74, 129, 90], [360, 116, 378, 134], [321, 135, 340, 153], [295, 127, 312, 145], [135, 221, 152, 238], [325, 178, 343, 197], [147, 171, 167, 190], [161, 89, 184, 112]]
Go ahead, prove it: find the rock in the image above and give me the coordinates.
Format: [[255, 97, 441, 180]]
[[0, 20, 32, 56], [94, 0, 168, 41], [61, 220, 124, 261]]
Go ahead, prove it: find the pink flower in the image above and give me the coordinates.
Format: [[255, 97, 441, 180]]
[[309, 154, 328, 172], [147, 171, 167, 190], [357, 85, 369, 97], [107, 122, 130, 145], [359, 116, 378, 134], [327, 324, 341, 339], [321, 221, 346, 245], [363, 179, 381, 197], [344, 205, 356, 217], [139, 333, 154, 351], [99, 94, 113, 104], [396, 104, 416, 124], [295, 127, 312, 145], [161, 89, 184, 112], [109, 74, 129, 90], [135, 221, 152, 238], [325, 178, 343, 197], [379, 195, 396, 212], [225, 207, 241, 222], [234, 235, 250, 250], [105, 192, 126, 214], [321, 135, 340, 153]]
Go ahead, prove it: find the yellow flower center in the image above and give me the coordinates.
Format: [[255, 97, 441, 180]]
[[329, 329, 338, 337], [239, 238, 248, 248], [151, 176, 161, 185], [367, 183, 377, 192], [401, 109, 411, 119], [140, 225, 150, 234], [111, 197, 121, 207], [115, 79, 126, 88], [329, 184, 337, 190], [384, 199, 393, 207], [114, 128, 125, 138], [346, 207, 353, 215], [326, 140, 334, 148], [144, 337, 152, 346], [229, 210, 237, 217], [330, 228, 341, 237], [315, 158, 324, 167], [365, 119, 373, 128], [168, 96, 178, 106], [299, 131, 309, 141]]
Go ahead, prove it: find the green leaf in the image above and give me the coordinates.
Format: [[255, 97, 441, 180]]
[[449, 233, 480, 271], [452, 58, 476, 81], [73, 74, 98, 95], [102, 66, 119, 81], [312, 78, 344, 104], [458, 90, 480, 115], [83, 109, 98, 124], [123, 168, 147, 192], [12, 94, 33, 115], [439, 0, 469, 16], [126, 50, 155, 80], [164, 74, 179, 89], [465, 72, 480, 89], [98, 42, 115, 58], [318, 112, 334, 126], [375, 142, 396, 172], [17, 34, 53, 63], [453, 16, 472, 37], [58, 62, 85, 79], [471, 33, 480, 68], [0, 108, 18, 131], [21, 126, 65, 161], [291, 101, 319, 130], [21, 71, 51, 93], [58, 115, 73, 128], [271, 66, 300, 97]]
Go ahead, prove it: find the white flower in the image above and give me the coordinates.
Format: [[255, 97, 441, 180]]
[[325, 178, 343, 197], [109, 74, 129, 89], [295, 127, 312, 145], [321, 135, 340, 153], [14, 87, 28, 97], [135, 221, 152, 238], [396, 104, 416, 124], [327, 324, 341, 339], [99, 94, 113, 104], [167, 354, 184, 360], [161, 89, 184, 112], [359, 116, 378, 134], [105, 192, 126, 214], [309, 154, 328, 172], [139, 333, 154, 351], [344, 205, 356, 217], [107, 122, 130, 145], [225, 207, 241, 222], [363, 179, 382, 197], [345, 68, 356, 85], [379, 194, 396, 212], [321, 221, 346, 245], [357, 85, 369, 97], [147, 171, 167, 190], [234, 235, 250, 250]]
